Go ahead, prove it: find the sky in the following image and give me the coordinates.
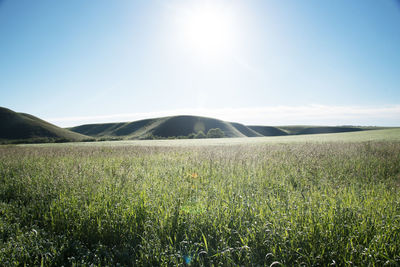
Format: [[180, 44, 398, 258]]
[[1, 0, 400, 127]]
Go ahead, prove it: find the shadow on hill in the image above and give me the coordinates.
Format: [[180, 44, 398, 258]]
[[230, 123, 263, 137], [70, 123, 126, 136], [297, 127, 363, 135], [114, 119, 157, 136], [248, 126, 288, 136], [151, 116, 242, 137], [0, 108, 56, 139]]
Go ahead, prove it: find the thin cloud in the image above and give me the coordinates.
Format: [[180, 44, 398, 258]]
[[47, 105, 400, 127]]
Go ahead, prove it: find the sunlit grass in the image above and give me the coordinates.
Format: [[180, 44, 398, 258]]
[[19, 128, 400, 148], [1, 132, 400, 265]]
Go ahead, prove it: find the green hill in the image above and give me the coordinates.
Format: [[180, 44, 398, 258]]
[[69, 115, 372, 139], [278, 125, 364, 135], [248, 126, 288, 136], [151, 116, 247, 138], [230, 123, 263, 137], [70, 115, 255, 139], [296, 126, 363, 135], [0, 107, 90, 143], [0, 107, 387, 143]]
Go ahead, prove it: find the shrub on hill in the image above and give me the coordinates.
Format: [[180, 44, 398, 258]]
[[194, 131, 206, 139], [207, 128, 225, 138], [139, 128, 225, 140]]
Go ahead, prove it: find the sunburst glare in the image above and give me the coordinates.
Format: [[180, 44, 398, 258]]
[[172, 1, 240, 60]]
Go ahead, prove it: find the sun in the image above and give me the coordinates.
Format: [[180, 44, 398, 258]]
[[184, 6, 232, 55], [175, 2, 237, 59]]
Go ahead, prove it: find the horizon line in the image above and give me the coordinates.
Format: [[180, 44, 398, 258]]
[[44, 104, 400, 128]]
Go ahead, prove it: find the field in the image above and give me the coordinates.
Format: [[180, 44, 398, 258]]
[[1, 129, 400, 266]]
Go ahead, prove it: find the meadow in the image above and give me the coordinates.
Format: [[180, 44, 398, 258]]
[[1, 129, 400, 266]]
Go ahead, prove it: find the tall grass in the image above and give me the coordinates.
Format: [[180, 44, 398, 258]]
[[0, 141, 399, 266]]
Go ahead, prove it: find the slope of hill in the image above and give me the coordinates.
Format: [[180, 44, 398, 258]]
[[0, 106, 384, 144], [296, 126, 363, 135], [69, 115, 371, 139], [278, 125, 363, 135], [230, 123, 263, 137], [70, 115, 256, 139], [151, 116, 247, 138], [248, 126, 289, 136], [0, 107, 90, 143]]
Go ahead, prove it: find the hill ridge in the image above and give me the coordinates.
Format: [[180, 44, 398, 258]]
[[0, 106, 369, 143], [69, 114, 365, 139], [0, 107, 90, 143]]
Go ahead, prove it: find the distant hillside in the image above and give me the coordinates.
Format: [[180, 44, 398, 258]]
[[69, 115, 370, 139], [230, 123, 263, 137], [152, 116, 248, 138], [296, 126, 363, 135], [69, 118, 162, 138], [70, 115, 256, 139], [248, 126, 288, 136], [0, 107, 90, 143], [278, 126, 363, 135], [0, 106, 381, 144]]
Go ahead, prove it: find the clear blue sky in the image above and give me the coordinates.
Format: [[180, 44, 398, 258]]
[[1, 0, 399, 126]]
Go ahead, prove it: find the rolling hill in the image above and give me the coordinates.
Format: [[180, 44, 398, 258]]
[[0, 106, 371, 143], [248, 126, 289, 136], [0, 107, 90, 143], [69, 115, 366, 139], [278, 125, 364, 135], [296, 126, 363, 135], [69, 115, 260, 139]]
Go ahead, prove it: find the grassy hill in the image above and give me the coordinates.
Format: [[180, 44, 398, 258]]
[[151, 116, 247, 138], [70, 115, 260, 139], [278, 125, 364, 135], [248, 125, 288, 136], [0, 106, 378, 143], [296, 126, 363, 135], [230, 122, 263, 137], [0, 107, 90, 143], [70, 115, 370, 139]]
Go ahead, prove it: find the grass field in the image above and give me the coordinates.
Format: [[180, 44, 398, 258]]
[[1, 129, 400, 266]]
